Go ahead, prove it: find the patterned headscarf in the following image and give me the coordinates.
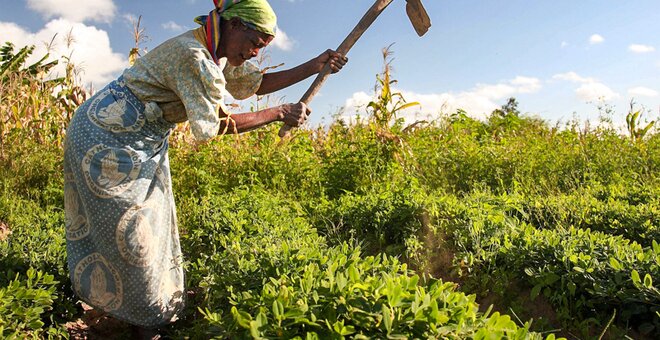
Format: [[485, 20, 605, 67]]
[[195, 0, 277, 64]]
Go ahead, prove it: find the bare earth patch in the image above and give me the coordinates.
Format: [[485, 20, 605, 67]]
[[0, 221, 10, 241], [65, 303, 132, 340]]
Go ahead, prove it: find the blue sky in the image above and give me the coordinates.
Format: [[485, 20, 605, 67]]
[[2, 0, 660, 127]]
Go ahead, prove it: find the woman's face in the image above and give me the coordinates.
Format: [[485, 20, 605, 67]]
[[222, 18, 274, 66]]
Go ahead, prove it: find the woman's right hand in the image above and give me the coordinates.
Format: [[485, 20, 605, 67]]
[[278, 102, 311, 127]]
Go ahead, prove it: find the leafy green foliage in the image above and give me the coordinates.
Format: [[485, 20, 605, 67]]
[[0, 269, 68, 339], [0, 41, 84, 159], [432, 190, 660, 337], [2, 42, 659, 338], [0, 42, 58, 82], [173, 187, 548, 339]]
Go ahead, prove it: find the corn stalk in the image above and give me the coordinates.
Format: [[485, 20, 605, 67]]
[[0, 41, 82, 159], [367, 44, 420, 128], [626, 100, 656, 143]]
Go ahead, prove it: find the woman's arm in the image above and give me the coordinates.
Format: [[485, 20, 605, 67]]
[[218, 102, 309, 134], [256, 49, 347, 95], [159, 102, 309, 135], [158, 102, 311, 134]]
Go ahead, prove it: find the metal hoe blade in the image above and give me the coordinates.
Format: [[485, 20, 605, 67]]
[[406, 0, 431, 36]]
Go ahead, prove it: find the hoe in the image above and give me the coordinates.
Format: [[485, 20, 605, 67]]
[[278, 0, 431, 137]]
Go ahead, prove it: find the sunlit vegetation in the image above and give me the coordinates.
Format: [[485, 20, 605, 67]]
[[1, 43, 658, 339]]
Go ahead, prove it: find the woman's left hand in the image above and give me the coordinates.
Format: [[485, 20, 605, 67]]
[[315, 49, 348, 74]]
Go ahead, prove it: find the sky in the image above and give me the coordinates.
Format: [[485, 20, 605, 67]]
[[1, 0, 660, 128]]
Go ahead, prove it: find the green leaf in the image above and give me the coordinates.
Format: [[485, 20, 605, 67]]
[[397, 102, 421, 111], [531, 284, 542, 300], [27, 320, 44, 329], [382, 304, 392, 334], [609, 258, 622, 270], [256, 312, 268, 327], [249, 321, 261, 338], [231, 306, 252, 329], [273, 300, 284, 320], [644, 274, 653, 288], [544, 273, 560, 285], [631, 270, 641, 285], [567, 281, 576, 296], [336, 272, 348, 292], [340, 325, 356, 336]]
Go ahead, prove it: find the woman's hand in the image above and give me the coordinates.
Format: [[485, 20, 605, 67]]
[[314, 49, 348, 74], [278, 102, 311, 127], [257, 50, 348, 96]]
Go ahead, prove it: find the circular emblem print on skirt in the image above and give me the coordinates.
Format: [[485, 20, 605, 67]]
[[87, 86, 146, 133], [74, 253, 123, 311], [116, 200, 166, 267], [82, 144, 141, 198], [64, 173, 89, 240]]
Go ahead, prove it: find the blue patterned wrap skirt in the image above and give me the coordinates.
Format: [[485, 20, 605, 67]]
[[63, 76, 185, 327]]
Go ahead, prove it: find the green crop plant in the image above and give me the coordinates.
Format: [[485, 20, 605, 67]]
[[367, 45, 420, 128], [0, 41, 84, 159], [626, 101, 656, 143], [0, 269, 68, 339], [1, 41, 658, 338]]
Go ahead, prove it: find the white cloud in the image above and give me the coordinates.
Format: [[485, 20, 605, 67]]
[[575, 82, 619, 102], [0, 19, 127, 87], [472, 76, 540, 99], [272, 27, 294, 51], [341, 76, 542, 123], [344, 91, 372, 111], [589, 34, 604, 44], [510, 76, 542, 93], [0, 22, 28, 43], [628, 86, 658, 97], [27, 0, 117, 23], [553, 71, 619, 102], [552, 72, 595, 83], [162, 21, 188, 32], [629, 44, 655, 53], [561, 41, 569, 48]]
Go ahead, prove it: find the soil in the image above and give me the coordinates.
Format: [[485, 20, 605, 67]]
[[417, 210, 463, 285], [0, 221, 10, 241], [65, 303, 133, 340]]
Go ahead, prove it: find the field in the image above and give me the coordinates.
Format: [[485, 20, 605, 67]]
[[1, 43, 659, 339]]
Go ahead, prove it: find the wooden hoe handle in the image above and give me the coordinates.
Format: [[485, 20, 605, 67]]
[[278, 0, 395, 138]]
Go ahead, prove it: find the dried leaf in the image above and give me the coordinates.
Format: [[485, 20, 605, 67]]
[[0, 221, 10, 241]]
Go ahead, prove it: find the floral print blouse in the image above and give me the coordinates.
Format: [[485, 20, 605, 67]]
[[122, 28, 263, 141]]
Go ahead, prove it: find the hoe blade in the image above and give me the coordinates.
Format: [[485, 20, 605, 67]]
[[406, 0, 431, 36]]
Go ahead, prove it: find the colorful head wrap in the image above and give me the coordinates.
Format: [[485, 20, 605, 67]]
[[195, 0, 277, 64]]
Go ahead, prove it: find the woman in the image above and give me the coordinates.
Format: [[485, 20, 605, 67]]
[[63, 0, 346, 336]]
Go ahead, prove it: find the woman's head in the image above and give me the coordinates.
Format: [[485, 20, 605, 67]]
[[221, 17, 274, 66], [198, 0, 277, 66], [219, 0, 277, 37]]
